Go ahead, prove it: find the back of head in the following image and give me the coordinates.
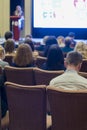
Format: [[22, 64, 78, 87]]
[[65, 36, 72, 47], [4, 39, 15, 53], [44, 36, 58, 57], [0, 45, 5, 59], [47, 44, 64, 68], [24, 39, 34, 51], [74, 42, 87, 59], [14, 43, 33, 67], [44, 35, 58, 46], [4, 31, 13, 40], [66, 51, 82, 66], [68, 32, 75, 38]]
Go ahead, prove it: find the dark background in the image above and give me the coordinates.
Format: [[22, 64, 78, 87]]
[[10, 0, 24, 15]]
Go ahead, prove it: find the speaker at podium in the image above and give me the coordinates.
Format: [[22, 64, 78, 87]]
[[10, 16, 21, 41]]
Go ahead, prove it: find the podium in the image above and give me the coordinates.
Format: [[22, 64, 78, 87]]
[[10, 16, 21, 41]]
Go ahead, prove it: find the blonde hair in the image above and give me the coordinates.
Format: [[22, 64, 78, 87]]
[[74, 42, 87, 59], [0, 45, 5, 59], [14, 44, 33, 67]]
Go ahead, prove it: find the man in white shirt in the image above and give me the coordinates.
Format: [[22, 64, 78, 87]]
[[50, 51, 87, 90]]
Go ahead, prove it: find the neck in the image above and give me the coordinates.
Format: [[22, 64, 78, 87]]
[[67, 65, 79, 72]]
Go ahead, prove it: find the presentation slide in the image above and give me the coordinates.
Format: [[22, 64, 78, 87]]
[[33, 0, 87, 28]]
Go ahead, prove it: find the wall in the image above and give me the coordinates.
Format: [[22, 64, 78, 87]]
[[0, 0, 10, 37], [25, 0, 31, 36]]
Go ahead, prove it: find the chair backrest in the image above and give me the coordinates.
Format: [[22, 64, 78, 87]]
[[47, 86, 87, 130], [4, 66, 35, 85], [5, 82, 47, 130], [34, 67, 64, 85], [80, 59, 87, 72], [4, 55, 14, 65], [79, 72, 87, 79], [35, 56, 47, 68]]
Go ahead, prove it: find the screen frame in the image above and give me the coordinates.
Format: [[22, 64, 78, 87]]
[[31, 0, 87, 39]]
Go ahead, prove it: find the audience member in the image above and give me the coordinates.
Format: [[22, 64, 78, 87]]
[[50, 51, 87, 90], [2, 31, 14, 47], [61, 36, 73, 57], [41, 44, 65, 70], [4, 31, 13, 40], [43, 35, 58, 57], [57, 35, 65, 47], [68, 32, 76, 48], [25, 34, 33, 40], [0, 45, 9, 121], [0, 45, 9, 69], [12, 43, 34, 67], [4, 39, 16, 56], [24, 38, 34, 52], [74, 41, 87, 59]]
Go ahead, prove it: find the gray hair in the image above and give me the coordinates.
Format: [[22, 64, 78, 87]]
[[66, 51, 82, 66]]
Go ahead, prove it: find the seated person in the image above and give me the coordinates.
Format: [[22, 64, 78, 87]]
[[74, 41, 87, 59], [43, 35, 58, 57], [4, 39, 16, 56], [1, 31, 13, 47], [11, 43, 35, 67], [41, 44, 65, 71], [0, 46, 9, 123], [24, 38, 35, 52], [50, 51, 87, 90], [57, 35, 65, 48], [68, 32, 76, 48], [61, 36, 73, 57], [0, 45, 9, 69]]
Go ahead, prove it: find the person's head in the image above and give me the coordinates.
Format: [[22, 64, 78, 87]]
[[43, 35, 58, 57], [25, 34, 32, 39], [57, 35, 65, 47], [65, 51, 83, 71], [44, 35, 58, 46], [4, 31, 13, 40], [0, 45, 5, 60], [14, 43, 33, 67], [24, 39, 34, 51], [4, 39, 15, 54], [46, 44, 64, 69], [64, 36, 72, 47], [74, 41, 87, 59], [16, 5, 22, 12], [68, 32, 75, 39]]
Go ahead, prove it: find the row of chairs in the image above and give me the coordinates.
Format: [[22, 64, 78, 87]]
[[2, 81, 87, 130], [4, 66, 64, 85], [4, 55, 47, 68], [4, 55, 87, 72], [4, 66, 87, 86]]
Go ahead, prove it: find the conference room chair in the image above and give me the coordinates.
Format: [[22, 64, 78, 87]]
[[4, 55, 14, 66], [34, 67, 64, 85], [5, 82, 51, 130], [79, 71, 87, 79], [47, 86, 87, 130], [35, 56, 47, 68], [1, 111, 9, 130], [4, 66, 35, 85], [80, 59, 87, 72]]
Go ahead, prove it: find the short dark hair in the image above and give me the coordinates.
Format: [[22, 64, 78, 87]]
[[4, 31, 13, 40], [68, 32, 75, 37], [66, 51, 82, 66]]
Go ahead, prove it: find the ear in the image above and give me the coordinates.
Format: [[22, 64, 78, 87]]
[[64, 60, 67, 68], [77, 63, 82, 71]]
